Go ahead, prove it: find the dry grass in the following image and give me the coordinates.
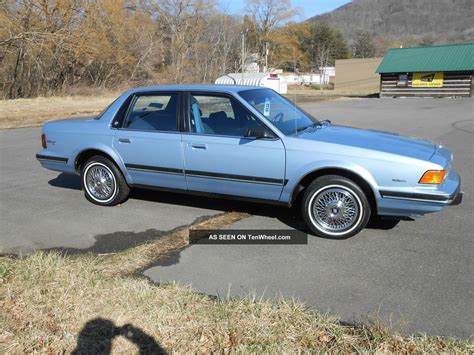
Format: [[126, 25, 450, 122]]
[[102, 212, 249, 277], [0, 93, 119, 129], [288, 85, 379, 97], [0, 213, 472, 353], [0, 88, 367, 130]]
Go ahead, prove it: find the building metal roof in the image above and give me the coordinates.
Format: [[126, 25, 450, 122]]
[[215, 73, 269, 86], [376, 43, 474, 73]]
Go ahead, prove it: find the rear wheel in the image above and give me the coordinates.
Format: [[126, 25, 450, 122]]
[[301, 175, 371, 239], [81, 155, 129, 206]]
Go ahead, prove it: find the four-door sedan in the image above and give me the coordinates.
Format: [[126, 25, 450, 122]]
[[37, 85, 462, 238]]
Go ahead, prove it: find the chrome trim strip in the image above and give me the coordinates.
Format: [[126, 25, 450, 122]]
[[186, 172, 286, 186], [125, 164, 184, 175], [381, 195, 452, 204], [380, 189, 458, 204], [125, 163, 287, 186], [36, 154, 68, 163], [186, 170, 288, 186]]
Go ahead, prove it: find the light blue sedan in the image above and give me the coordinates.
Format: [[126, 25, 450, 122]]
[[36, 85, 462, 238]]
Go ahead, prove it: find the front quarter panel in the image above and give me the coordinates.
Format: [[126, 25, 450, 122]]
[[280, 136, 439, 209], [280, 137, 380, 202]]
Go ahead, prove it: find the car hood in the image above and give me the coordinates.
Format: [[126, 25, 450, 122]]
[[296, 124, 436, 161]]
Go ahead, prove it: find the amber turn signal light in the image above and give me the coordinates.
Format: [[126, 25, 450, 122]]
[[419, 170, 446, 184]]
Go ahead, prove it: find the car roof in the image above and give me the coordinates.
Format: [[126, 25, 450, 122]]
[[130, 84, 264, 94]]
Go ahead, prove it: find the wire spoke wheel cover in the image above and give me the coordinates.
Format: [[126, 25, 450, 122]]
[[84, 163, 117, 203], [309, 185, 362, 235]]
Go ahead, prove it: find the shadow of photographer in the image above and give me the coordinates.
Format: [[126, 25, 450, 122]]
[[72, 318, 166, 354]]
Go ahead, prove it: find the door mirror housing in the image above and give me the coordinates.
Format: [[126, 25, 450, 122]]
[[244, 126, 275, 139]]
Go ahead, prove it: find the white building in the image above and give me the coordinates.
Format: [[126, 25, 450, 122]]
[[279, 67, 335, 86], [215, 73, 288, 94]]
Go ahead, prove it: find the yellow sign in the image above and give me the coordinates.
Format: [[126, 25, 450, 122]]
[[412, 72, 444, 88]]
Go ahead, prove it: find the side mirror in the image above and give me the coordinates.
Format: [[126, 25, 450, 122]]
[[244, 127, 275, 139]]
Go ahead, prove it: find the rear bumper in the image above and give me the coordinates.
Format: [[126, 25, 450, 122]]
[[36, 152, 74, 174], [377, 169, 462, 217], [36, 154, 68, 164]]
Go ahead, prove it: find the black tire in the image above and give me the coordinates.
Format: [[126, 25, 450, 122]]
[[301, 175, 371, 239], [81, 155, 130, 206]]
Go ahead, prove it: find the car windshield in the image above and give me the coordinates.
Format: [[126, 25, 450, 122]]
[[239, 88, 319, 135]]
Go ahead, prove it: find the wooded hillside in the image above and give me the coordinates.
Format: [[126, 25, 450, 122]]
[[1, 0, 471, 99], [309, 0, 474, 44]]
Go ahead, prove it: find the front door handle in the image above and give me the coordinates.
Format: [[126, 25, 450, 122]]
[[189, 143, 207, 150], [118, 138, 131, 144]]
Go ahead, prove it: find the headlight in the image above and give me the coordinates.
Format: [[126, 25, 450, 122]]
[[419, 170, 446, 184]]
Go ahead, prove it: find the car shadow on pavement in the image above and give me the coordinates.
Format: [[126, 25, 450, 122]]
[[130, 187, 309, 231], [48, 173, 401, 234], [72, 318, 166, 354], [48, 173, 82, 190], [130, 186, 402, 233]]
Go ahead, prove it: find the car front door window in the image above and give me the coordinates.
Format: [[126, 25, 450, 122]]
[[189, 95, 261, 137], [183, 93, 286, 201]]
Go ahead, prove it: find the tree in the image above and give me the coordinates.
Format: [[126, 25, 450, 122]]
[[0, 0, 242, 98], [156, 0, 241, 83], [303, 22, 350, 69], [0, 0, 159, 98], [244, 0, 299, 34], [351, 30, 376, 58], [270, 22, 310, 72], [244, 0, 300, 66]]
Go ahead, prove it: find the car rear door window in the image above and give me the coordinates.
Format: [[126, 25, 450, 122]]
[[189, 95, 261, 137], [124, 94, 178, 132]]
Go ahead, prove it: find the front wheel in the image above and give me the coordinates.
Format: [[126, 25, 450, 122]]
[[81, 155, 130, 206], [301, 175, 371, 239]]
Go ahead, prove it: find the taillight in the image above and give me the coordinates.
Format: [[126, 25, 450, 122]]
[[41, 134, 47, 148]]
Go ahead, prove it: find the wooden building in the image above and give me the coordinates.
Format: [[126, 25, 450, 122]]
[[376, 43, 474, 97], [335, 57, 382, 92]]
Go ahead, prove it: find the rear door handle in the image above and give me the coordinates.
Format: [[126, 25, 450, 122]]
[[118, 138, 131, 143], [189, 143, 207, 150]]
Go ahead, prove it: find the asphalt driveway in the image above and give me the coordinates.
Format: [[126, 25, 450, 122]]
[[0, 128, 221, 254], [1, 97, 472, 338], [145, 97, 474, 338]]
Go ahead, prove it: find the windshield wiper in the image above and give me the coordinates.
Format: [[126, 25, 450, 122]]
[[294, 122, 320, 133]]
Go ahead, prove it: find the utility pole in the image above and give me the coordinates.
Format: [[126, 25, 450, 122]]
[[293, 47, 297, 74], [264, 42, 269, 73], [241, 28, 249, 83]]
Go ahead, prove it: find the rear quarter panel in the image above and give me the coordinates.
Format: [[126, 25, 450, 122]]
[[38, 91, 133, 177], [40, 119, 114, 173]]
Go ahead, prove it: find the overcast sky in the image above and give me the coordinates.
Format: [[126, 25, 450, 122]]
[[218, 0, 352, 20]]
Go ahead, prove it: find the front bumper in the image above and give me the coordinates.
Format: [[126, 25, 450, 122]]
[[414, 167, 461, 205], [377, 168, 462, 217], [450, 191, 463, 206]]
